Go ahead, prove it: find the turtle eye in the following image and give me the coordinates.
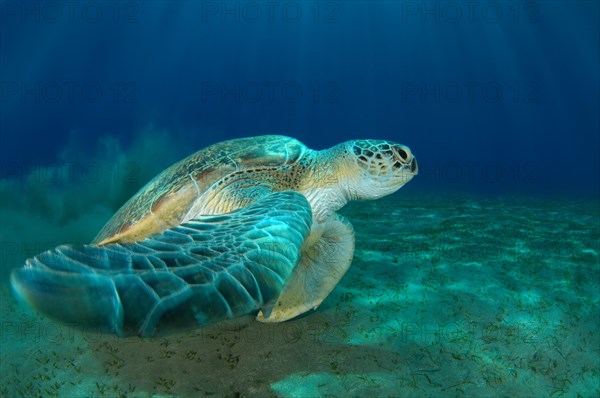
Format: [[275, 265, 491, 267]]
[[393, 146, 410, 163]]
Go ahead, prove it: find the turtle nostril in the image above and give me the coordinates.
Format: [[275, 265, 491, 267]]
[[410, 157, 418, 174]]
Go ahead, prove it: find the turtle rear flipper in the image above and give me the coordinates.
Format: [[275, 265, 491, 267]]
[[11, 191, 312, 336], [257, 213, 355, 322]]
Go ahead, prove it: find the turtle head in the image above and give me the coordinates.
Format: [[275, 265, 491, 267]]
[[343, 139, 418, 200]]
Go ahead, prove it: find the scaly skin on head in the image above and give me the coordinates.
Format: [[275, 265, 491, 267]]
[[343, 139, 418, 200], [299, 139, 418, 223]]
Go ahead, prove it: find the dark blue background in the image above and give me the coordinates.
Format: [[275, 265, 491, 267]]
[[1, 1, 598, 197]]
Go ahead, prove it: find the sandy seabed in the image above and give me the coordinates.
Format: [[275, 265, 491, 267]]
[[1, 195, 599, 397]]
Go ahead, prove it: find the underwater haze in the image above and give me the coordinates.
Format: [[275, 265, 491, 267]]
[[1, 1, 599, 397]]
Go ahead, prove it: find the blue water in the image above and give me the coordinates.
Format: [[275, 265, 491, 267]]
[[1, 1, 599, 397], [2, 1, 599, 196]]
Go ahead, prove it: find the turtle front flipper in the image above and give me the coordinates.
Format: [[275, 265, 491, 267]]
[[257, 213, 355, 323], [11, 191, 312, 336]]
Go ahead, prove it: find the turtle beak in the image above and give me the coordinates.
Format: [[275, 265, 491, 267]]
[[409, 157, 418, 175]]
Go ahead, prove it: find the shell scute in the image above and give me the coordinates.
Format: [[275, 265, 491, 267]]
[[94, 136, 306, 245]]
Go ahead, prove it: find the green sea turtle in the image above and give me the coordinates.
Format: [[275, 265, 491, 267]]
[[11, 135, 418, 336]]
